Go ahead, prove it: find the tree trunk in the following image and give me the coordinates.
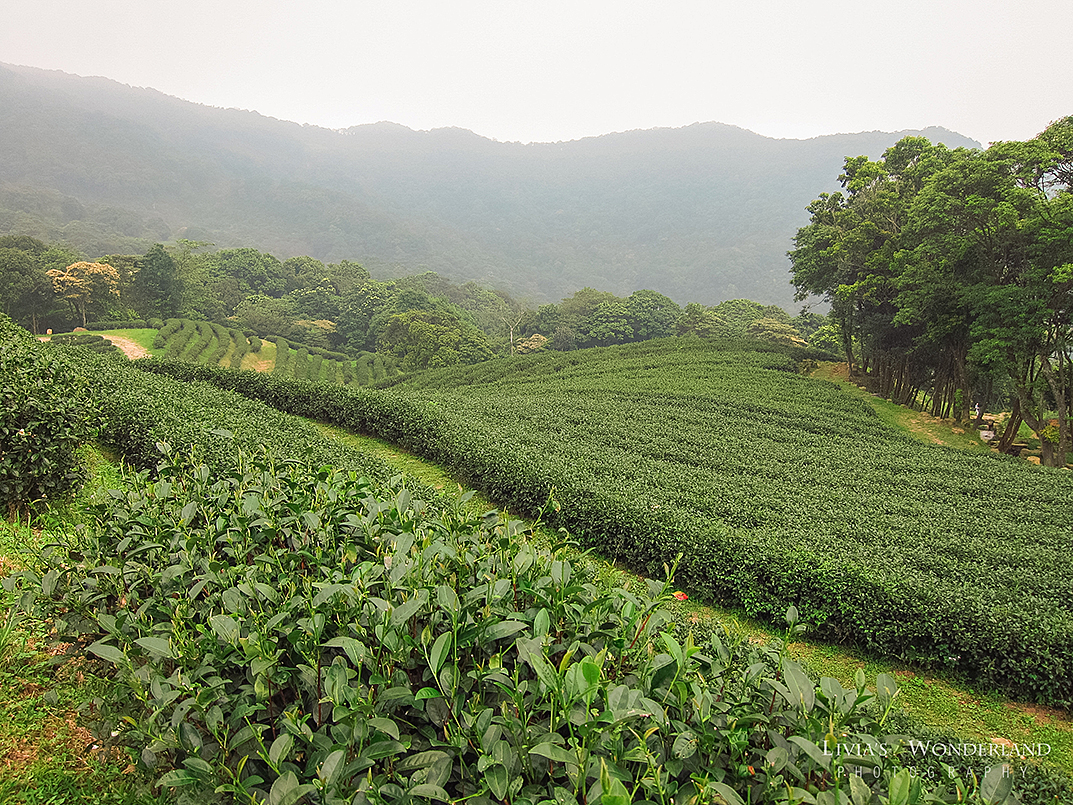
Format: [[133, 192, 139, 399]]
[[1037, 353, 1068, 467], [997, 397, 1022, 453]]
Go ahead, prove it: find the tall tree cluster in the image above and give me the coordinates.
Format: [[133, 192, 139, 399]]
[[790, 119, 1073, 466]]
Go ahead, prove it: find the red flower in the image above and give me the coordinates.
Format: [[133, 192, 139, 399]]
[[673, 591, 688, 601]]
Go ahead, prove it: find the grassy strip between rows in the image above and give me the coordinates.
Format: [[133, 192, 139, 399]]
[[311, 425, 1073, 782]]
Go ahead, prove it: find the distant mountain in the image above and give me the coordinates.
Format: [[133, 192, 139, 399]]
[[0, 63, 980, 307]]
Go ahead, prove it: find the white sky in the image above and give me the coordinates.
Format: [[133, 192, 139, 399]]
[[2, 1, 1069, 146]]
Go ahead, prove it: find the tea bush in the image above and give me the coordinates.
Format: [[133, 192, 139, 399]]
[[136, 341, 1073, 708], [14, 446, 1025, 805], [0, 315, 97, 513], [89, 319, 149, 330], [49, 332, 120, 354]]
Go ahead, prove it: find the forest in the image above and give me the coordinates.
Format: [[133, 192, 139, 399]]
[[791, 117, 1073, 467], [0, 233, 828, 373]]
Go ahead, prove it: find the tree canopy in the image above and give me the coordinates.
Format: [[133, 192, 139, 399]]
[[790, 119, 1073, 465]]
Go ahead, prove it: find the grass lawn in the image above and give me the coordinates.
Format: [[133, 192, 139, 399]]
[[99, 329, 158, 355], [812, 363, 997, 453]]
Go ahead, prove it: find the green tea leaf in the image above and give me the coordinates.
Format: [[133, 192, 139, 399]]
[[134, 636, 174, 658], [980, 764, 1014, 804], [87, 641, 128, 666], [529, 742, 574, 764], [318, 748, 346, 786], [408, 784, 450, 801], [209, 614, 240, 644]]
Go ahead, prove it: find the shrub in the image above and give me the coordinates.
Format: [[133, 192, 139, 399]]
[[16, 444, 1020, 805], [153, 318, 181, 349], [292, 347, 310, 380], [272, 337, 291, 376], [0, 315, 97, 514], [87, 319, 148, 330], [47, 332, 118, 355]]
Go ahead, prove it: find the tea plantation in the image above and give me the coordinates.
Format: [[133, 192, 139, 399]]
[[150, 317, 400, 384], [138, 340, 1073, 709], [5, 316, 1071, 804]]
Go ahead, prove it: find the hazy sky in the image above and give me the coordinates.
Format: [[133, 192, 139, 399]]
[[2, 1, 1069, 146]]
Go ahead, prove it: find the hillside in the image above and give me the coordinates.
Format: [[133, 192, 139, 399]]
[[0, 62, 979, 307], [139, 338, 1073, 710]]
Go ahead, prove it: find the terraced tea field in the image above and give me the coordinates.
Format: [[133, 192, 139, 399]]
[[143, 339, 1073, 707]]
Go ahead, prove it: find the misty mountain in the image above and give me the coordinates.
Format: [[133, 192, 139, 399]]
[[0, 63, 979, 307]]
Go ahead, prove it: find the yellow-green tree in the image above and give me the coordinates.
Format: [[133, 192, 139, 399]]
[[46, 261, 120, 327]]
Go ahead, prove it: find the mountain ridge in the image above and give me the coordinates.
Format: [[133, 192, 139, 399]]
[[0, 62, 981, 306]]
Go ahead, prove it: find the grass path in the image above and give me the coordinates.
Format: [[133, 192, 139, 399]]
[[313, 421, 1073, 779], [810, 363, 995, 452]]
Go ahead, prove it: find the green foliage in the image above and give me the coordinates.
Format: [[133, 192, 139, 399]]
[[0, 315, 96, 512], [15, 446, 1020, 805], [49, 332, 120, 354], [132, 244, 180, 319], [143, 339, 1073, 708], [153, 317, 181, 350], [162, 319, 197, 360], [377, 309, 494, 371], [273, 337, 291, 376], [88, 319, 149, 330], [293, 347, 311, 380]]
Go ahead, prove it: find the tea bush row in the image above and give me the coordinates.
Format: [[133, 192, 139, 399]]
[[41, 346, 387, 490], [150, 318, 260, 368], [268, 337, 399, 387], [137, 341, 1073, 707], [12, 444, 1030, 805], [88, 319, 149, 330], [49, 332, 120, 354], [0, 315, 97, 512]]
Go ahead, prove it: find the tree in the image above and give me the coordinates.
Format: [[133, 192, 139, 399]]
[[377, 310, 493, 371], [514, 333, 548, 354], [559, 287, 621, 347], [748, 317, 807, 347], [586, 301, 633, 346], [46, 261, 120, 327], [790, 137, 957, 402], [337, 281, 392, 352], [0, 247, 52, 333], [626, 289, 681, 341], [233, 294, 297, 337], [132, 244, 181, 318], [169, 240, 224, 321], [709, 299, 767, 337], [211, 248, 287, 311], [676, 303, 733, 338], [282, 255, 327, 293]]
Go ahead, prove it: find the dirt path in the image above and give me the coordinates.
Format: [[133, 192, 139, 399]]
[[100, 335, 150, 360]]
